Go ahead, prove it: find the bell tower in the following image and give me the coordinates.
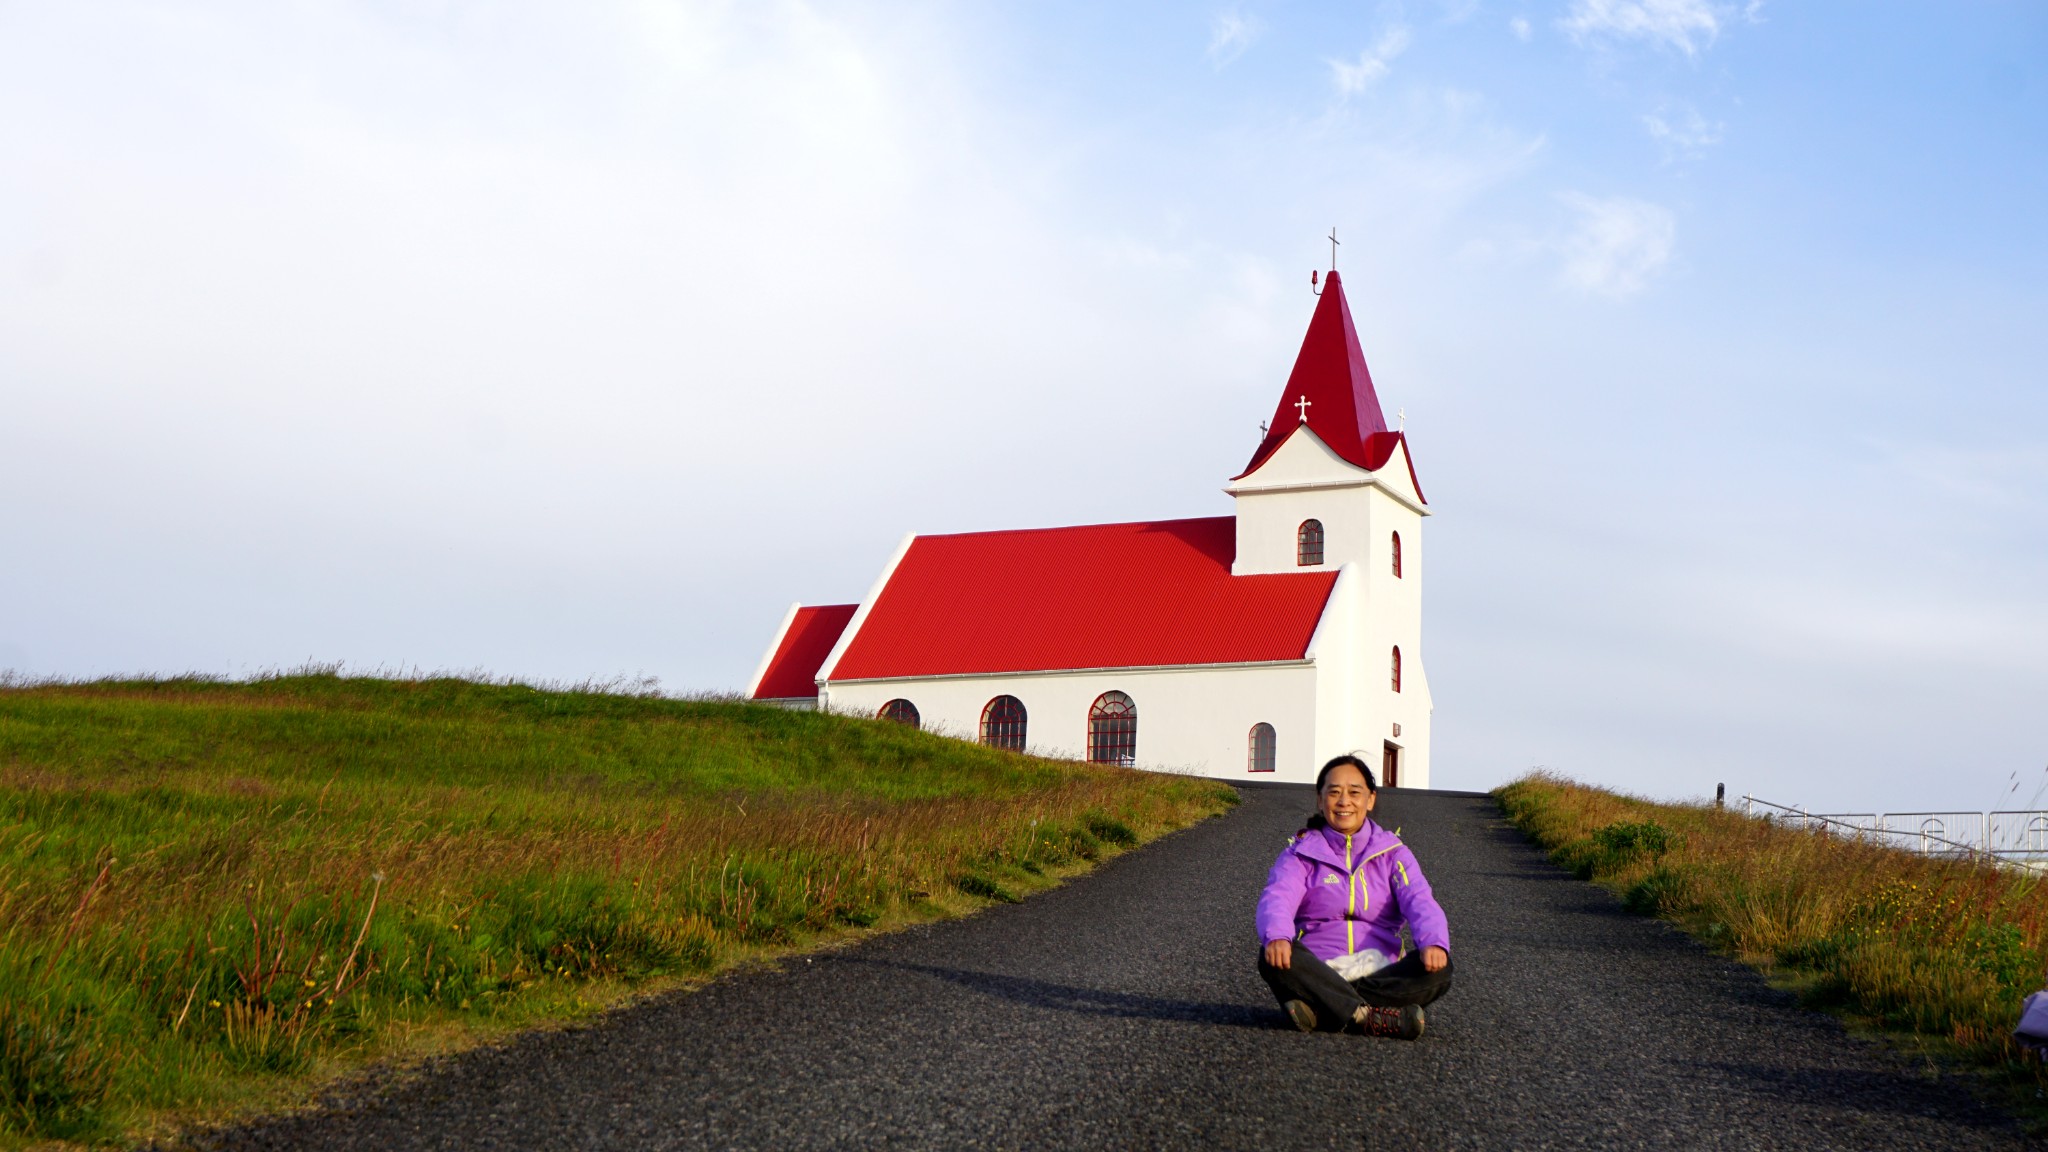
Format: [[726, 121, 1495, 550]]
[[1225, 269, 1432, 786]]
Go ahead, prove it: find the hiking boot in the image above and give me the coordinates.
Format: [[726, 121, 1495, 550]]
[[1282, 999, 1318, 1032], [1355, 1004, 1424, 1040]]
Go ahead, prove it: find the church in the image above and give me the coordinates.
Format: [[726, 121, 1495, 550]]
[[747, 270, 1432, 787]]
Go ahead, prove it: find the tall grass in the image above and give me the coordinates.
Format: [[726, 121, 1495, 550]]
[[1497, 772, 2048, 1096], [0, 674, 1235, 1145]]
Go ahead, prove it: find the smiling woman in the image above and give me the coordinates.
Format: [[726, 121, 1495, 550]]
[[1255, 755, 1452, 1040]]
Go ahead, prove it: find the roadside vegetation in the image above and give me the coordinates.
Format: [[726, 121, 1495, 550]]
[[0, 673, 1236, 1146], [1497, 772, 2048, 1116]]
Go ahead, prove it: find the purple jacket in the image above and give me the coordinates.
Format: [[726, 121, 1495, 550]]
[[1255, 821, 1451, 962]]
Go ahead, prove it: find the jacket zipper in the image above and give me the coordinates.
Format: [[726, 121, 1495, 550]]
[[1345, 832, 1356, 955]]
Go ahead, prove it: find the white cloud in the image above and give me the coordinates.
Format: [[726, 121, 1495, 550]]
[[1207, 10, 1264, 66], [1509, 16, 1533, 41], [1641, 104, 1725, 161], [1329, 26, 1412, 95], [1562, 0, 1723, 56], [1555, 193, 1676, 296]]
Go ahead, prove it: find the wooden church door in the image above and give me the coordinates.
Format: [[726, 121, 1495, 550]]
[[1382, 741, 1400, 788]]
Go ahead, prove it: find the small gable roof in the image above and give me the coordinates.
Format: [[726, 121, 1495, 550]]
[[750, 603, 857, 700], [826, 517, 1338, 682], [1237, 270, 1399, 481]]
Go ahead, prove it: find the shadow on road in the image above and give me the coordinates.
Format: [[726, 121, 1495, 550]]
[[1698, 1060, 2019, 1129], [851, 959, 1279, 1031]]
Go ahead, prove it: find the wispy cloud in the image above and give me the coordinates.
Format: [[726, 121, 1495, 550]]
[[1642, 104, 1724, 161], [1329, 26, 1412, 95], [1509, 16, 1533, 41], [1562, 0, 1724, 56], [1207, 10, 1264, 67], [1555, 193, 1675, 296]]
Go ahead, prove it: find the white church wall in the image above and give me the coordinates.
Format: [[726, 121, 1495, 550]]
[[1368, 436, 1428, 510], [1359, 479, 1431, 788], [820, 662, 1325, 782]]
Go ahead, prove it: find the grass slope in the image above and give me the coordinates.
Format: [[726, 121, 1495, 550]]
[[0, 675, 1236, 1146], [1497, 772, 2048, 1123]]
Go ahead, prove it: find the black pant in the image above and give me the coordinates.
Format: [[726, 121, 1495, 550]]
[[1258, 948, 1453, 1031]]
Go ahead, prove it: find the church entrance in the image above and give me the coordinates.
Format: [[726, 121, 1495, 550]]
[[1382, 741, 1400, 788]]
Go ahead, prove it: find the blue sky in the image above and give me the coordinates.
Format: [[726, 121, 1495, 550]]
[[3, 1, 2044, 810]]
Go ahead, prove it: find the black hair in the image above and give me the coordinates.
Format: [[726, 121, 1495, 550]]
[[1300, 754, 1378, 834]]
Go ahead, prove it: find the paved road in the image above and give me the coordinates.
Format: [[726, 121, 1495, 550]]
[[195, 786, 2031, 1150]]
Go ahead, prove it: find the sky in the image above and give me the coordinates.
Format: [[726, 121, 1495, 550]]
[[3, 1, 2045, 811]]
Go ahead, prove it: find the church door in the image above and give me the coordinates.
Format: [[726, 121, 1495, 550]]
[[1382, 741, 1400, 788]]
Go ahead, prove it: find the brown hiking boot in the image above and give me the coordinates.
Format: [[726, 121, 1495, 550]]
[[1355, 1004, 1424, 1040], [1282, 999, 1319, 1032]]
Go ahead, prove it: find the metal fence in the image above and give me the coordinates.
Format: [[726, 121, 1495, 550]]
[[1741, 795, 2048, 871]]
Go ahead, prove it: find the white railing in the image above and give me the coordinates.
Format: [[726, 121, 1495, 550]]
[[1740, 795, 2048, 872]]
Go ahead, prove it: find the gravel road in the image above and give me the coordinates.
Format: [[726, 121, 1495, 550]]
[[190, 785, 2032, 1150]]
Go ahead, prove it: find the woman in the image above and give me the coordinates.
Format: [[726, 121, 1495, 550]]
[[1255, 755, 1453, 1039]]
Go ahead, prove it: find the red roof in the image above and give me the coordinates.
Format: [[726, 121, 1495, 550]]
[[751, 604, 857, 699], [826, 517, 1338, 681], [1237, 270, 1395, 480]]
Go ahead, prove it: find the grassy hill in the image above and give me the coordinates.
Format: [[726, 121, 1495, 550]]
[[0, 674, 1235, 1145]]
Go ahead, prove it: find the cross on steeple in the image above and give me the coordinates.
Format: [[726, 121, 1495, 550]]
[[1295, 395, 1313, 423], [1328, 227, 1340, 270]]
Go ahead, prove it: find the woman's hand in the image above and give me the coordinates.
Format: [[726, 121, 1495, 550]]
[[1263, 939, 1293, 970], [1421, 945, 1448, 972]]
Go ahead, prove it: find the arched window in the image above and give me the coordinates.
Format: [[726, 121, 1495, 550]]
[[1088, 691, 1138, 766], [1391, 646, 1402, 693], [877, 699, 920, 727], [1247, 723, 1276, 773], [1391, 531, 1403, 578], [980, 695, 1027, 751], [1297, 520, 1324, 566]]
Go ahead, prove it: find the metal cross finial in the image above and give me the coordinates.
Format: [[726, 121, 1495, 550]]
[[1328, 227, 1340, 270], [1258, 419, 1269, 438], [1295, 395, 1313, 423], [1397, 407, 1406, 431]]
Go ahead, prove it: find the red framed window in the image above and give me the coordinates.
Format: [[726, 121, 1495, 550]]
[[1088, 691, 1138, 766], [1391, 531, 1402, 578], [980, 695, 1028, 751], [878, 699, 920, 727], [1297, 520, 1324, 566], [1248, 723, 1276, 773], [1391, 646, 1402, 693]]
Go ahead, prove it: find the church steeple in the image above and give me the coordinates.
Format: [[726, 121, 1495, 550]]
[[1235, 270, 1390, 479]]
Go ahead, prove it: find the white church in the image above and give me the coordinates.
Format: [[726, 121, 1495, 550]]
[[747, 270, 1433, 787]]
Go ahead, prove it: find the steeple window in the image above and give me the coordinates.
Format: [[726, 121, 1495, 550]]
[[1297, 520, 1324, 566], [1391, 531, 1403, 578], [1391, 647, 1402, 693]]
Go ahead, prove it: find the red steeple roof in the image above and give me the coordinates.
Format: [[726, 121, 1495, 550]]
[[1235, 270, 1393, 479]]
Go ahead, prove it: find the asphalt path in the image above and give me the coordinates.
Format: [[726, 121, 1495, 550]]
[[192, 785, 2032, 1150]]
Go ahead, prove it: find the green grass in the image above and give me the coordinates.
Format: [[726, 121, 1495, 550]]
[[0, 673, 1236, 1146], [1497, 772, 2048, 1126]]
